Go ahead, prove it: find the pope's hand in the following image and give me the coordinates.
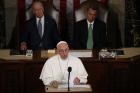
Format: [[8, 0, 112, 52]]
[[73, 77, 80, 85], [50, 80, 59, 88]]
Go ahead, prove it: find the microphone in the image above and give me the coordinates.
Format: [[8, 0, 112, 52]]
[[68, 67, 72, 72], [67, 67, 72, 91]]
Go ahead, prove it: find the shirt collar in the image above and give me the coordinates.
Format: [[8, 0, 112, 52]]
[[87, 20, 94, 25], [36, 16, 44, 22]]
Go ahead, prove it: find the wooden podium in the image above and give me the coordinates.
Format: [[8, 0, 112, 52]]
[[0, 48, 140, 93], [45, 84, 92, 93]]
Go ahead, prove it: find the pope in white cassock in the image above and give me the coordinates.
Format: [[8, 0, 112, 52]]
[[39, 41, 88, 88]]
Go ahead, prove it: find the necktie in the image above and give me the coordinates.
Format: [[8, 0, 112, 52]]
[[38, 19, 42, 38], [87, 24, 93, 49]]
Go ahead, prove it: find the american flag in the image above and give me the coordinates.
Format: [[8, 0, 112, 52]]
[[18, 0, 86, 23]]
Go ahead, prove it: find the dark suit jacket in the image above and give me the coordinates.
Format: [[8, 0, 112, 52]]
[[20, 16, 60, 50], [73, 19, 107, 49]]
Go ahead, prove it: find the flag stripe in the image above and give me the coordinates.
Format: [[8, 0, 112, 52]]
[[18, 0, 25, 26], [60, 0, 67, 15], [60, 0, 67, 39], [74, 0, 80, 11]]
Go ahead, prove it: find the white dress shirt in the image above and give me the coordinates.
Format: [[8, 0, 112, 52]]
[[87, 20, 94, 29]]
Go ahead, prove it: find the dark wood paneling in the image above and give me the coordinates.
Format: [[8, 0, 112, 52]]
[[0, 55, 140, 93]]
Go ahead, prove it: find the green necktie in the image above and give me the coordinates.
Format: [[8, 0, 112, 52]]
[[87, 24, 93, 49]]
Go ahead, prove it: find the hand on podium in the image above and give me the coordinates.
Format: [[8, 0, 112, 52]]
[[74, 77, 80, 85], [50, 80, 59, 88]]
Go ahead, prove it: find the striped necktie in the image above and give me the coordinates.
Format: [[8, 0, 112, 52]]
[[87, 24, 93, 49]]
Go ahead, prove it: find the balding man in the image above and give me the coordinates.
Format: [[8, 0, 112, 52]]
[[20, 1, 60, 50], [73, 2, 107, 49], [39, 41, 88, 88]]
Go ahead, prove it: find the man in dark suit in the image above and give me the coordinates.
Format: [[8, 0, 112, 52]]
[[73, 2, 107, 49], [20, 1, 60, 50]]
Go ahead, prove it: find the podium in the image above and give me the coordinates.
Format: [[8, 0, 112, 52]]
[[1, 48, 140, 93], [45, 84, 92, 93]]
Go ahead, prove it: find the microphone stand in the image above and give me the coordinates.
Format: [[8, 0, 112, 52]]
[[68, 71, 70, 91], [67, 67, 72, 91]]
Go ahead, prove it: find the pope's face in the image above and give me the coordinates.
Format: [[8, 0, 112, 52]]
[[57, 43, 69, 59]]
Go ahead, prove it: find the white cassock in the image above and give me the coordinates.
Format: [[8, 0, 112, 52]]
[[39, 54, 88, 85]]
